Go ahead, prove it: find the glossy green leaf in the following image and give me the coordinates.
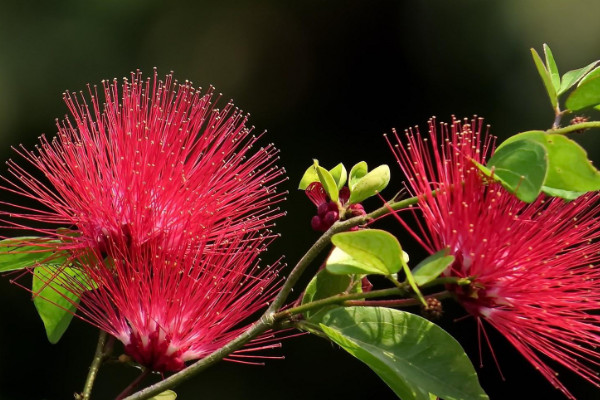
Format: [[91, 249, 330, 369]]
[[32, 266, 85, 344], [149, 391, 177, 400], [315, 162, 340, 202], [565, 75, 600, 111], [349, 161, 368, 190], [348, 164, 390, 204], [320, 307, 489, 400], [412, 248, 455, 286], [578, 65, 600, 85], [0, 237, 66, 272], [298, 160, 320, 190], [480, 139, 548, 203], [531, 47, 557, 109], [498, 131, 600, 196], [301, 268, 361, 321], [329, 163, 348, 190], [543, 44, 560, 92], [329, 229, 403, 275], [558, 61, 599, 95]]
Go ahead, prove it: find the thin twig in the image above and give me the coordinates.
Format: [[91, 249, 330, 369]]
[[547, 120, 600, 135], [123, 195, 420, 400], [116, 369, 151, 400], [79, 330, 109, 400]]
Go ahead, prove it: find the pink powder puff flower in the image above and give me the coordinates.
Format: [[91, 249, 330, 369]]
[[1, 69, 285, 259], [1, 70, 287, 371], [38, 224, 284, 372], [387, 117, 600, 399]]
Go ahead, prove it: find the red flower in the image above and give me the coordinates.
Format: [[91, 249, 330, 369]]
[[2, 70, 286, 371], [1, 70, 285, 258], [388, 117, 600, 399], [55, 229, 283, 372]]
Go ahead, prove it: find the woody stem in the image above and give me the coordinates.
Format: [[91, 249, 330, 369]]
[[80, 330, 109, 400]]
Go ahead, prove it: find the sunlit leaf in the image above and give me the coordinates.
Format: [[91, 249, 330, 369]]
[[349, 161, 368, 190], [320, 307, 489, 400], [543, 44, 560, 92], [412, 249, 455, 286], [558, 61, 599, 95], [531, 47, 557, 109], [32, 266, 86, 344], [479, 139, 548, 203], [578, 65, 600, 85], [329, 163, 348, 190], [0, 237, 66, 272], [149, 390, 177, 400], [329, 229, 403, 275], [315, 162, 340, 202], [498, 131, 600, 197], [298, 162, 320, 190], [565, 76, 600, 111], [348, 164, 390, 204]]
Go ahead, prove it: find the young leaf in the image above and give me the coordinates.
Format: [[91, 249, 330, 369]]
[[320, 307, 489, 400], [412, 248, 455, 286], [149, 391, 177, 400], [578, 65, 600, 85], [326, 246, 385, 275], [315, 162, 340, 202], [565, 76, 600, 111], [348, 164, 390, 204], [330, 229, 403, 275], [558, 61, 599, 95], [543, 44, 560, 92], [0, 237, 66, 272], [298, 162, 320, 190], [349, 161, 368, 190], [497, 131, 600, 196], [479, 139, 548, 203], [531, 47, 558, 109], [329, 163, 348, 190], [32, 266, 84, 344], [301, 269, 355, 320]]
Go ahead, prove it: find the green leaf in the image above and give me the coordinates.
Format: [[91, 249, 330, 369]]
[[531, 47, 558, 109], [565, 75, 600, 111], [348, 164, 390, 204], [298, 160, 320, 190], [32, 266, 84, 343], [543, 44, 560, 92], [349, 161, 369, 190], [329, 163, 348, 190], [315, 162, 340, 202], [301, 269, 355, 320], [480, 139, 548, 203], [558, 61, 599, 95], [329, 229, 403, 275], [498, 131, 600, 196], [412, 249, 455, 286], [0, 237, 67, 272], [149, 391, 177, 400], [320, 307, 488, 400], [578, 65, 600, 85]]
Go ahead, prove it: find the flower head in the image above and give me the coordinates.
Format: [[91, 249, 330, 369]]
[[3, 70, 286, 371], [388, 117, 600, 399], [2, 70, 285, 258]]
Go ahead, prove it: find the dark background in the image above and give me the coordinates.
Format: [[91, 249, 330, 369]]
[[1, 1, 599, 399]]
